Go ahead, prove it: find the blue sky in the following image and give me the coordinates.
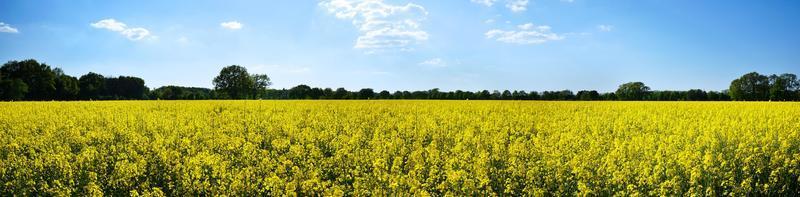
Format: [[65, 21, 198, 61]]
[[1, 0, 798, 92]]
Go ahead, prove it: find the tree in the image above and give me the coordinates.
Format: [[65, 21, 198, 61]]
[[334, 88, 349, 99], [106, 76, 148, 99], [685, 89, 708, 101], [616, 82, 650, 100], [151, 86, 213, 100], [213, 65, 254, 99], [322, 88, 334, 99], [0, 78, 28, 100], [251, 74, 272, 99], [0, 59, 57, 100], [359, 88, 375, 99], [768, 73, 798, 101], [79, 72, 106, 100], [289, 85, 311, 99], [729, 72, 770, 101], [378, 90, 391, 99], [576, 90, 600, 101], [53, 68, 80, 100]]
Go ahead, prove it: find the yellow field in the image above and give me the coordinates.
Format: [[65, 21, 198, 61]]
[[1, 101, 799, 196]]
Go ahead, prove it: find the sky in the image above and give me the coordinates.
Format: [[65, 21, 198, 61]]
[[1, 0, 798, 92]]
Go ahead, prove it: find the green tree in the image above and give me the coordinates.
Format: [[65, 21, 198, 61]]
[[768, 73, 798, 101], [213, 65, 254, 99], [729, 72, 770, 101], [53, 68, 80, 100], [616, 82, 650, 100], [334, 88, 349, 99], [576, 90, 600, 101], [251, 74, 272, 99], [0, 59, 57, 100], [0, 78, 28, 100], [685, 89, 708, 101], [79, 72, 106, 100], [289, 85, 312, 99], [359, 88, 375, 99]]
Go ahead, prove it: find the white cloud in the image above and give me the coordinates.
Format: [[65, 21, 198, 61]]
[[486, 22, 564, 44], [0, 22, 19, 33], [220, 21, 243, 30], [561, 0, 575, 2], [471, 0, 498, 7], [597, 24, 613, 32], [319, 0, 429, 52], [506, 0, 529, 12], [484, 19, 496, 24], [91, 19, 153, 41], [419, 58, 447, 67]]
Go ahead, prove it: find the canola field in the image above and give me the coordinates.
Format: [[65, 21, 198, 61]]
[[1, 100, 799, 196]]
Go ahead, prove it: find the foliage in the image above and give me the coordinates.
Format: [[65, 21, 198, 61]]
[[616, 82, 650, 101], [212, 65, 271, 99], [1, 101, 799, 195]]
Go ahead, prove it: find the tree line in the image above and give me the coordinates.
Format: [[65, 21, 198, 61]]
[[1, 59, 799, 101]]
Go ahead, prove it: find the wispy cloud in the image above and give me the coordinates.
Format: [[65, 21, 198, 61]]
[[506, 0, 529, 12], [0, 22, 19, 33], [597, 24, 613, 32], [419, 58, 448, 67], [319, 0, 429, 52], [471, 0, 498, 7], [220, 21, 243, 30], [486, 22, 564, 44], [90, 19, 153, 41]]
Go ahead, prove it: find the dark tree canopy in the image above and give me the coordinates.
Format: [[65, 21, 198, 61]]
[[213, 65, 253, 99], [768, 73, 799, 101], [616, 82, 650, 101], [729, 72, 771, 101], [79, 72, 106, 100], [0, 78, 28, 100], [2, 59, 800, 102], [0, 60, 57, 100], [212, 65, 271, 99], [577, 90, 601, 101], [151, 86, 213, 100], [54, 69, 80, 100]]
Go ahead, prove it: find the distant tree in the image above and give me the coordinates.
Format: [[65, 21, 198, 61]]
[[616, 82, 650, 100], [768, 73, 798, 101], [79, 72, 106, 100], [729, 72, 770, 101], [308, 88, 324, 99], [0, 78, 28, 100], [251, 74, 272, 99], [0, 59, 57, 100], [685, 89, 708, 101], [576, 90, 600, 101], [322, 88, 334, 99], [106, 76, 148, 99], [378, 90, 391, 99], [334, 88, 349, 99], [600, 92, 617, 100], [151, 86, 212, 100], [502, 90, 512, 100], [359, 88, 375, 99], [289, 85, 312, 99], [213, 65, 254, 99], [528, 91, 541, 100], [53, 68, 80, 100], [428, 88, 441, 99]]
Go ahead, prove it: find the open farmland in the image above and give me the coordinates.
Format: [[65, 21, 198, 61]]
[[1, 101, 799, 196]]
